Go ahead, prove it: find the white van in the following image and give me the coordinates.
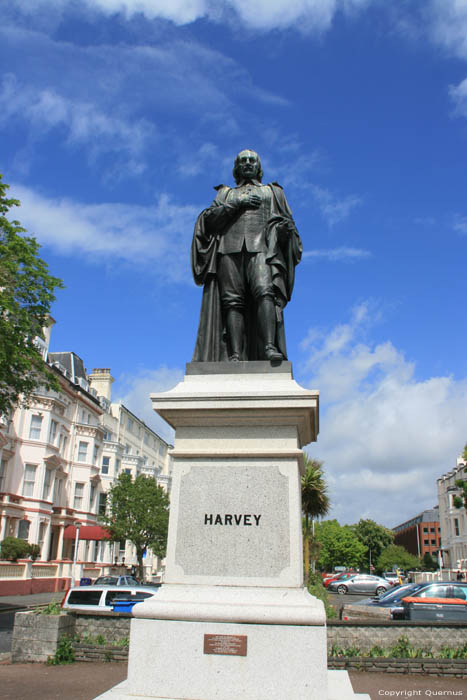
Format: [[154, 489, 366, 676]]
[[61, 585, 160, 612]]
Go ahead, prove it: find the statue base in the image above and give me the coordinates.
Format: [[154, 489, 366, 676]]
[[94, 362, 368, 700]]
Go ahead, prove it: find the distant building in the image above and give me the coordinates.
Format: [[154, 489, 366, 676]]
[[437, 456, 467, 570], [393, 506, 441, 561], [0, 327, 172, 584]]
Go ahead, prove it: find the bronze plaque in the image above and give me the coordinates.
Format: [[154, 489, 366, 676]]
[[203, 634, 247, 656]]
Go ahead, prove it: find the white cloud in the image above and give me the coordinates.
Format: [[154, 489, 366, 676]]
[[114, 366, 183, 443], [8, 0, 375, 34], [303, 247, 371, 261], [310, 184, 362, 227], [300, 303, 467, 526], [426, 0, 467, 60], [453, 213, 467, 235], [449, 76, 467, 118], [0, 74, 154, 175], [12, 183, 199, 282]]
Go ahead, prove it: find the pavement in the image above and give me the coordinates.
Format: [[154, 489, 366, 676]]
[[0, 660, 466, 700], [0, 591, 59, 612]]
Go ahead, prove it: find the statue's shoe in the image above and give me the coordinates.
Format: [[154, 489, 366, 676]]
[[229, 353, 241, 362], [264, 344, 283, 362]]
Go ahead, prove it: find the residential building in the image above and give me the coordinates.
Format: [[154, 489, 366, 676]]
[[0, 330, 172, 589], [393, 506, 441, 561], [0, 349, 108, 570], [437, 456, 467, 570]]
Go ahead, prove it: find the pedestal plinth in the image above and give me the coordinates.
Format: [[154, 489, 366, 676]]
[[95, 362, 368, 700]]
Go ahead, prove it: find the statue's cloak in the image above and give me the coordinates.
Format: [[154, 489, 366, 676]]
[[191, 182, 302, 362]]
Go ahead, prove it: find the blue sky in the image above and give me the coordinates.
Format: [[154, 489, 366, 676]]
[[3, 0, 467, 528]]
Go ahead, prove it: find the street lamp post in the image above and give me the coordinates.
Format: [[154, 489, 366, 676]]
[[73, 521, 81, 586]]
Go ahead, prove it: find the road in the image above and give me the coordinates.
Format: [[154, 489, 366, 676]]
[[0, 590, 368, 654]]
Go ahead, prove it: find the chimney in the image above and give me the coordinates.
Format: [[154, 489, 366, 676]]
[[88, 368, 114, 401]]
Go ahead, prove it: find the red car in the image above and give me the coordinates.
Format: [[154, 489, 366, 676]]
[[323, 572, 354, 588]]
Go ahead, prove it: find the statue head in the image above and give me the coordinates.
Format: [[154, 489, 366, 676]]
[[233, 149, 263, 184]]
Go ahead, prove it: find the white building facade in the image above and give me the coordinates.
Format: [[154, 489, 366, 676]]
[[0, 344, 172, 588], [437, 455, 467, 571]]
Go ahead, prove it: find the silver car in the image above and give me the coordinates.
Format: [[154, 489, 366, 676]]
[[328, 574, 391, 595]]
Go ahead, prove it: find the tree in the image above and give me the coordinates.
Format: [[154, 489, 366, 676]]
[[351, 518, 394, 570], [301, 456, 330, 580], [376, 544, 420, 573], [453, 442, 467, 510], [421, 552, 438, 572], [99, 473, 170, 578], [315, 520, 367, 571], [0, 174, 64, 416]]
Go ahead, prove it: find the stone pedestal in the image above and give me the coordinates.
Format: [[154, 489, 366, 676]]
[[95, 362, 368, 700]]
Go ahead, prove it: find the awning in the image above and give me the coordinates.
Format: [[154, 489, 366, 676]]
[[63, 525, 112, 541]]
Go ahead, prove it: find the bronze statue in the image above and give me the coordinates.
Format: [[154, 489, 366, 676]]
[[191, 149, 302, 362]]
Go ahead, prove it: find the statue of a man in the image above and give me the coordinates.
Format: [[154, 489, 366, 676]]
[[191, 149, 302, 362]]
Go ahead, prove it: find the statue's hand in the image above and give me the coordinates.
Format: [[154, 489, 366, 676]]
[[241, 193, 261, 209]]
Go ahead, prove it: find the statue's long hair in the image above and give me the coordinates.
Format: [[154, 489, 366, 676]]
[[232, 150, 263, 184]]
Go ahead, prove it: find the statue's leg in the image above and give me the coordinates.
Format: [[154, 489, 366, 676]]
[[257, 296, 283, 361], [248, 253, 283, 361], [218, 253, 245, 361], [226, 308, 245, 361]]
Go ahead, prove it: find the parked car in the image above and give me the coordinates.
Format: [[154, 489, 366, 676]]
[[93, 575, 139, 586], [400, 581, 467, 621], [62, 585, 160, 612], [401, 582, 467, 621], [382, 571, 403, 586], [323, 572, 354, 588], [353, 582, 424, 619], [328, 574, 392, 595]]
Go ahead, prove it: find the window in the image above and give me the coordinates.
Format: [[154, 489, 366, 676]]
[[38, 522, 47, 553], [17, 519, 30, 539], [23, 464, 37, 497], [77, 441, 88, 462], [116, 459, 121, 473], [93, 445, 98, 463], [98, 492, 107, 516], [423, 527, 428, 533], [431, 540, 436, 545], [90, 484, 96, 509], [125, 444, 130, 454], [455, 518, 460, 536], [74, 482, 84, 509], [59, 435, 68, 457], [48, 420, 58, 444], [124, 469, 132, 475], [424, 539, 429, 545], [0, 459, 7, 491], [53, 477, 63, 504], [430, 527, 435, 533], [42, 468, 52, 500], [104, 430, 112, 441], [29, 415, 43, 440], [159, 444, 165, 457], [102, 456, 110, 475], [127, 417, 133, 432]]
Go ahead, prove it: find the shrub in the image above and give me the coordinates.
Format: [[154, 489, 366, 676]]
[[307, 571, 337, 619], [28, 543, 41, 561], [0, 536, 30, 561], [47, 637, 75, 665]]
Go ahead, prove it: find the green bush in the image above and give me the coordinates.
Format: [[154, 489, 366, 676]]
[[329, 636, 467, 659], [0, 536, 30, 561], [38, 601, 61, 615], [28, 543, 41, 561], [47, 637, 75, 665], [307, 571, 337, 619]]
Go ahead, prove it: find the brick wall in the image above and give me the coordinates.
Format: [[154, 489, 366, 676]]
[[327, 620, 467, 653]]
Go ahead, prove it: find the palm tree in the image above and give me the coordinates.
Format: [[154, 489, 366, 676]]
[[301, 455, 330, 580]]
